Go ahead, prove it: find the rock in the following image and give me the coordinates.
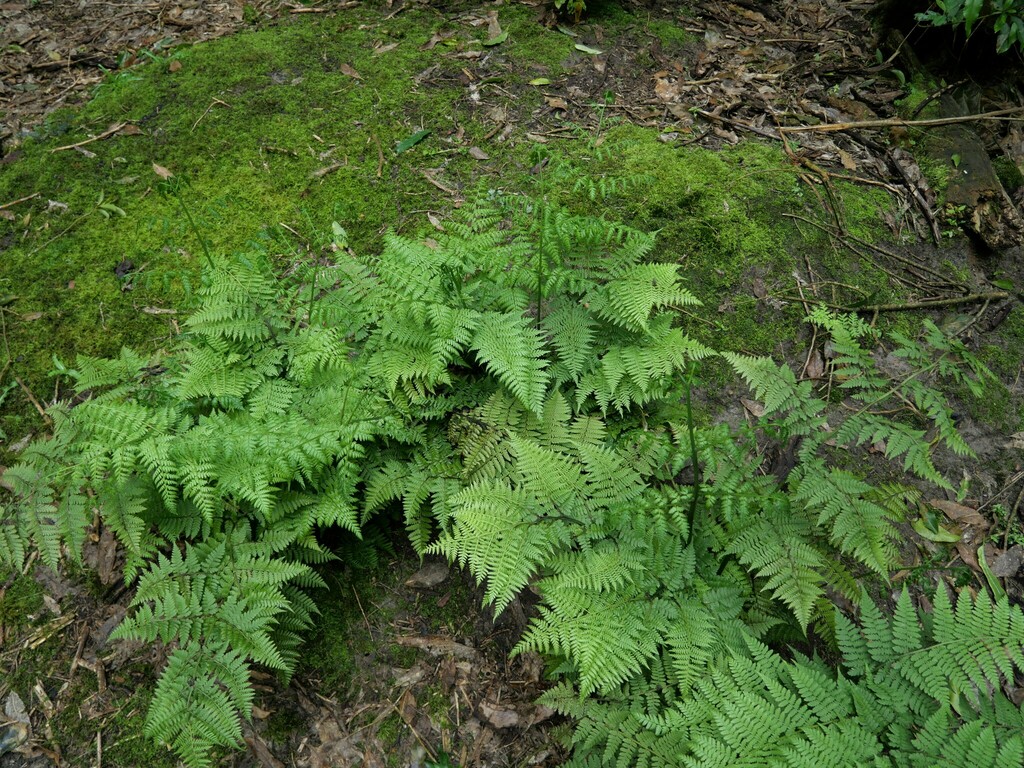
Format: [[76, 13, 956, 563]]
[[990, 545, 1024, 578]]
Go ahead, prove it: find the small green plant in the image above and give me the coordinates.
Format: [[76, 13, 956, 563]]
[[917, 0, 1024, 54], [990, 503, 1024, 547]]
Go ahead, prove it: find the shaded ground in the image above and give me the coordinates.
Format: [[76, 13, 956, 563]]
[[2, 1, 1024, 766]]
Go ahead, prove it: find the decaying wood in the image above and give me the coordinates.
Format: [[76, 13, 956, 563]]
[[930, 95, 1024, 252]]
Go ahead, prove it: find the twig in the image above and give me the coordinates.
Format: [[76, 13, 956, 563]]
[[778, 108, 1024, 134], [0, 192, 40, 210], [50, 122, 128, 153], [14, 375, 52, 426], [780, 292, 1008, 313], [96, 731, 102, 768], [693, 108, 781, 141], [911, 79, 969, 119], [886, 149, 941, 244], [69, 624, 89, 680], [352, 586, 372, 636], [1004, 484, 1024, 550], [781, 213, 959, 288], [390, 700, 437, 762], [421, 169, 460, 197], [190, 98, 230, 133], [309, 162, 344, 179], [978, 470, 1024, 513]]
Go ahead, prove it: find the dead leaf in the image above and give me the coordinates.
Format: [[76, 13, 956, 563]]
[[468, 146, 489, 160], [42, 595, 61, 615], [141, 306, 177, 315], [837, 148, 857, 171], [545, 96, 569, 111], [244, 731, 284, 768], [397, 688, 417, 725], [168, 59, 182, 73], [340, 63, 362, 79], [426, 212, 444, 232], [805, 348, 824, 380], [525, 133, 549, 143], [152, 162, 173, 179], [392, 667, 426, 687], [394, 635, 478, 660], [751, 277, 767, 299], [741, 398, 765, 418], [479, 701, 519, 729], [927, 499, 989, 529], [97, 525, 118, 585], [21, 311, 43, 321], [486, 10, 501, 39], [405, 561, 449, 587], [374, 42, 400, 55], [1007, 431, 1024, 449]]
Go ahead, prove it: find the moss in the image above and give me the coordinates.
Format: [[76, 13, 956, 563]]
[[0, 573, 44, 629], [966, 306, 1024, 432], [389, 642, 420, 668], [377, 711, 404, 747], [264, 706, 305, 744]]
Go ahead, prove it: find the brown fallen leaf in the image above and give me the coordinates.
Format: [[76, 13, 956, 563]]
[[21, 311, 43, 321], [805, 348, 825, 380], [340, 63, 362, 79], [152, 162, 173, 179], [168, 59, 182, 73], [927, 499, 989, 529], [405, 561, 449, 587], [740, 398, 765, 418], [468, 146, 489, 160], [394, 635, 478, 660], [479, 701, 519, 729], [837, 148, 857, 170], [545, 96, 569, 111], [374, 42, 400, 55]]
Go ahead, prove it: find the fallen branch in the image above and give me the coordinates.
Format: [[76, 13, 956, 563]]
[[778, 108, 1023, 134], [780, 292, 1009, 313], [0, 192, 40, 210], [854, 292, 1009, 313], [50, 122, 129, 153]]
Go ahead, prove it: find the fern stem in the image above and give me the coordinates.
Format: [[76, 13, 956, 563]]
[[175, 194, 215, 271], [683, 364, 700, 543]]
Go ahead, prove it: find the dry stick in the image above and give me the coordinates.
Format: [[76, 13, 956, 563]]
[[886, 149, 941, 244], [0, 192, 40, 210], [1004, 484, 1024, 550], [191, 97, 230, 133], [692, 108, 781, 141], [911, 78, 970, 119], [777, 107, 1024, 134], [782, 292, 1008, 313], [781, 213, 958, 287], [14, 375, 52, 426], [421, 169, 460, 197], [50, 122, 128, 153]]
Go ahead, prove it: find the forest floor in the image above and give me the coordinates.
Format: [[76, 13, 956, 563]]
[[2, 1, 1024, 766]]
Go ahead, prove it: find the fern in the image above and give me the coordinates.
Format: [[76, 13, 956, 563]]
[[2, 168, 1005, 768]]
